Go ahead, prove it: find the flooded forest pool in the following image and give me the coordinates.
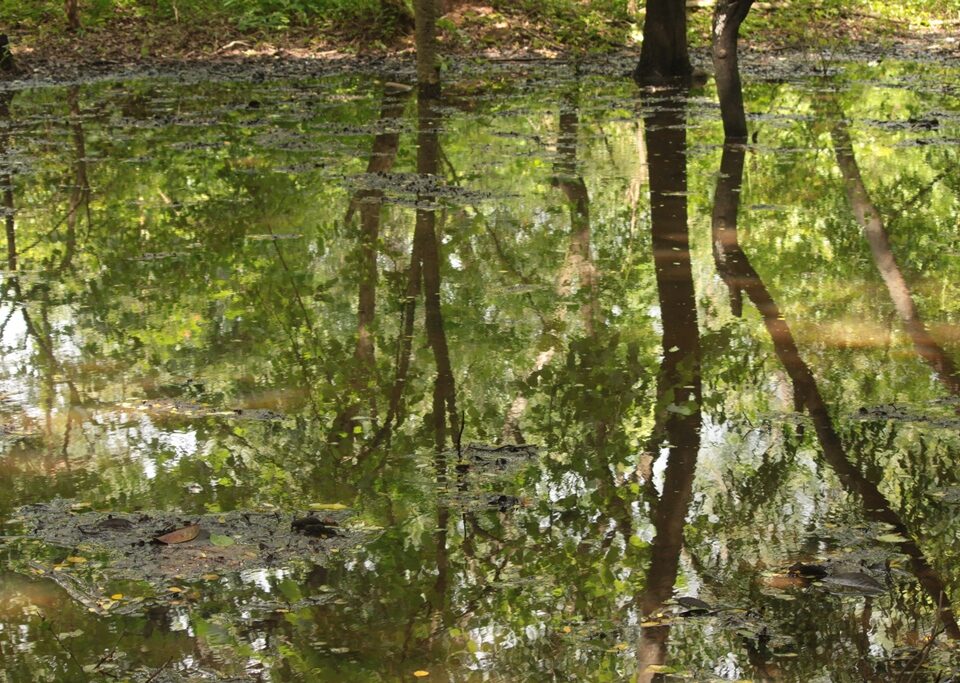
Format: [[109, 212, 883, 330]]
[[1, 54, 959, 681]]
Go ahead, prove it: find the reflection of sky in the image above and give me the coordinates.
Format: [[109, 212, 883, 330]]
[[0, 295, 82, 417], [0, 299, 33, 411], [103, 415, 199, 479]]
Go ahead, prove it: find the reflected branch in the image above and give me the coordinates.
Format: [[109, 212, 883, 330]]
[[711, 100, 960, 641], [824, 99, 960, 398]]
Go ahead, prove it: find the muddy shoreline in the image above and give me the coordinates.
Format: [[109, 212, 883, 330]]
[[0, 37, 955, 93]]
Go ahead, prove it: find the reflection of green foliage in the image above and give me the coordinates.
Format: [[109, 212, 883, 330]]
[[2, 59, 960, 680]]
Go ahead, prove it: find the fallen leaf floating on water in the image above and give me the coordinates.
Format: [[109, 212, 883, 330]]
[[154, 524, 200, 545], [413, 672, 430, 678]]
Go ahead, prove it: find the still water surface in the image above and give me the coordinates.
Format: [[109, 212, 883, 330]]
[[0, 57, 959, 681]]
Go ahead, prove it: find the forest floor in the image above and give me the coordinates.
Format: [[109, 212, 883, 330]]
[[1, 2, 958, 83]]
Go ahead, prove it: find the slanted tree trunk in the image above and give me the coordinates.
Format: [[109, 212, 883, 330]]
[[634, 0, 691, 86], [65, 0, 81, 31], [414, 0, 440, 96], [712, 0, 754, 139]]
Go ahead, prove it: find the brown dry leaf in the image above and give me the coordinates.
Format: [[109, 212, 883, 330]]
[[155, 524, 200, 545]]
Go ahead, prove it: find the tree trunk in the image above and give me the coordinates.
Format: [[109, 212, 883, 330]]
[[712, 0, 753, 139], [0, 35, 15, 73], [414, 0, 440, 96], [65, 0, 81, 31], [634, 0, 691, 86]]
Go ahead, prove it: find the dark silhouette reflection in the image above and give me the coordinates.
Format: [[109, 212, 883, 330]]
[[710, 82, 960, 643], [416, 83, 456, 629], [331, 84, 411, 442], [635, 90, 703, 682], [821, 97, 960, 399]]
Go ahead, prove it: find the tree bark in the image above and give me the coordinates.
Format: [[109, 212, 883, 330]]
[[635, 0, 691, 86], [414, 0, 440, 96], [65, 0, 81, 31], [712, 0, 753, 139]]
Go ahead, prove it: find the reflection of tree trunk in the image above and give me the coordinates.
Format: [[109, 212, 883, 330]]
[[712, 0, 753, 140], [416, 89, 459, 455], [636, 91, 703, 682], [62, 86, 90, 273], [1, 93, 15, 271], [711, 140, 960, 640], [635, 0, 691, 86], [826, 107, 960, 398], [553, 89, 598, 333], [331, 86, 411, 441], [501, 85, 600, 443], [417, 83, 453, 637]]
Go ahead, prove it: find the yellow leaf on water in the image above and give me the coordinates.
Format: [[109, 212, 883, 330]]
[[66, 556, 87, 564], [167, 586, 183, 593], [110, 593, 123, 600], [201, 574, 219, 581], [413, 672, 429, 678], [562, 626, 572, 634]]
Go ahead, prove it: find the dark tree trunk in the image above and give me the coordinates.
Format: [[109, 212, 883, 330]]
[[414, 0, 440, 96], [65, 0, 81, 31], [712, 0, 753, 139], [0, 35, 15, 73], [634, 0, 691, 86]]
